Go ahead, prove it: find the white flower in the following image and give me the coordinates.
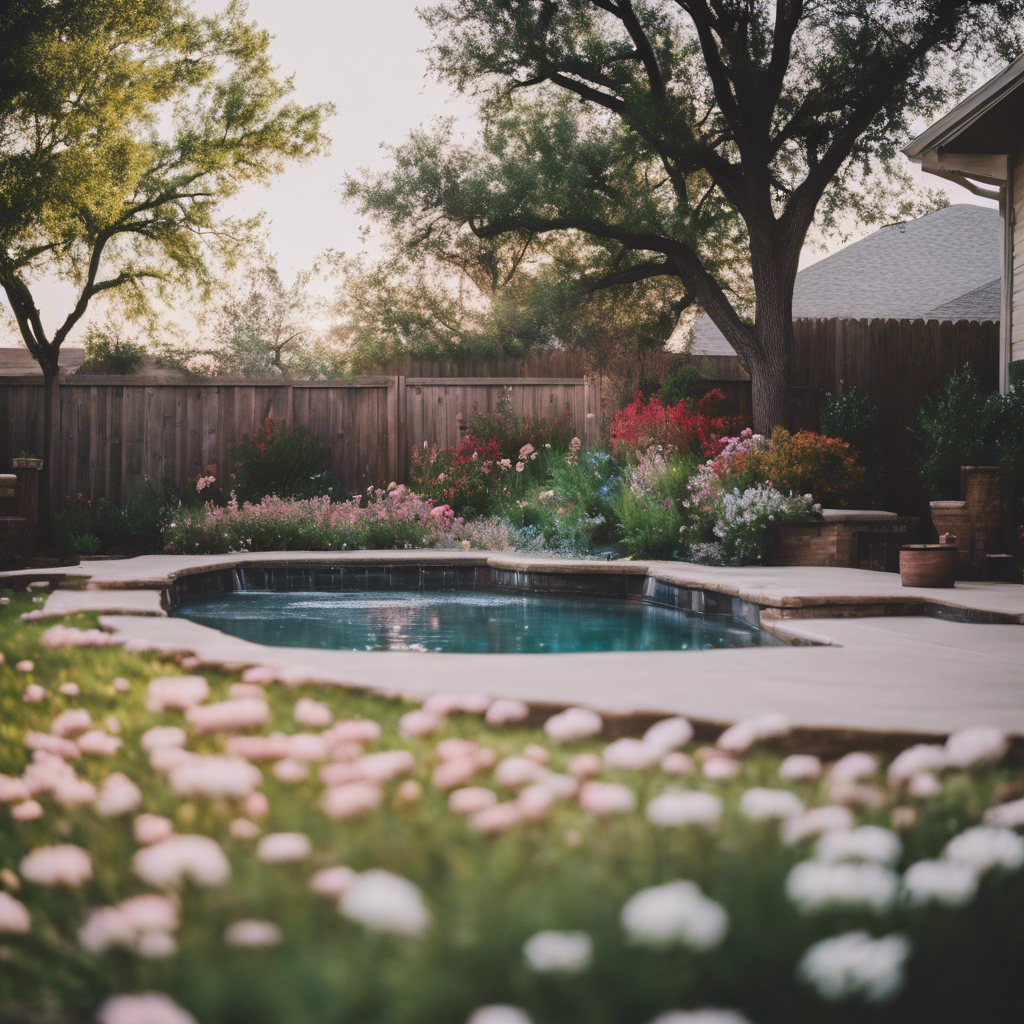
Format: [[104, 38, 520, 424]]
[[340, 869, 430, 937], [642, 717, 694, 754], [603, 738, 662, 770], [309, 866, 357, 899], [134, 814, 174, 846], [397, 709, 443, 738], [320, 782, 383, 821], [785, 861, 898, 914], [779, 754, 822, 781], [145, 675, 209, 712], [133, 835, 231, 888], [902, 859, 978, 908], [944, 727, 1008, 769], [797, 931, 910, 1003], [95, 772, 143, 817], [907, 772, 942, 798], [578, 781, 636, 816], [828, 752, 877, 783], [0, 891, 31, 933], [20, 845, 92, 887], [646, 790, 722, 828], [983, 797, 1024, 829], [466, 1007, 533, 1024], [738, 787, 804, 822], [815, 826, 902, 865], [621, 881, 728, 951], [716, 713, 789, 754], [887, 744, 946, 783], [943, 826, 1024, 874], [484, 699, 530, 726], [494, 756, 545, 789], [544, 707, 603, 743], [257, 832, 312, 864], [50, 708, 92, 737], [522, 930, 593, 973], [97, 992, 198, 1024], [168, 756, 262, 799], [225, 919, 282, 947]]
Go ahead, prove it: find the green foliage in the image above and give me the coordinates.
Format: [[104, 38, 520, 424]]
[[819, 389, 885, 507], [230, 417, 337, 506], [51, 479, 184, 557], [78, 323, 145, 376], [465, 388, 575, 459], [660, 362, 709, 407], [912, 366, 1002, 499], [611, 452, 697, 559]]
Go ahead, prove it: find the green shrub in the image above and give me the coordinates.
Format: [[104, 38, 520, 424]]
[[78, 325, 145, 375], [912, 366, 1002, 499], [819, 388, 884, 506], [659, 361, 708, 406], [611, 451, 697, 558], [66, 531, 101, 556], [465, 387, 575, 458], [231, 416, 337, 505]]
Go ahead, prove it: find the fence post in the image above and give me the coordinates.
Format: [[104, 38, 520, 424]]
[[396, 376, 407, 484], [387, 376, 400, 484]]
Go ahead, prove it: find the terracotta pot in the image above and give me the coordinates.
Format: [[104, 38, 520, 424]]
[[899, 544, 958, 588]]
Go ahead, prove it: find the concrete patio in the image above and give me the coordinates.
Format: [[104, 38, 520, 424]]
[[4, 553, 1023, 739]]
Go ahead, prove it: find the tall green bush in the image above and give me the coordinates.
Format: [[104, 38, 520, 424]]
[[231, 417, 338, 505], [819, 388, 884, 507]]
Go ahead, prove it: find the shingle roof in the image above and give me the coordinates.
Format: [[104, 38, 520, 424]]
[[691, 204, 1001, 356]]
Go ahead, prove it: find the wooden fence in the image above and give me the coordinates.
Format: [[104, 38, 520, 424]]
[[0, 376, 602, 506]]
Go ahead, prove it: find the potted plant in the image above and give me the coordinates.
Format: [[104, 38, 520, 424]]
[[12, 450, 43, 471]]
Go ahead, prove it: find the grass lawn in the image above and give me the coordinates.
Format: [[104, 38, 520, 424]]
[[1, 593, 1023, 1024]]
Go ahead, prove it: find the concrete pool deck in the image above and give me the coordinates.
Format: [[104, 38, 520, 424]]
[[3, 552, 1023, 739]]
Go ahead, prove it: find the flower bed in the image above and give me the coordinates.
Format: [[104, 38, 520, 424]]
[[2, 598, 1024, 1023]]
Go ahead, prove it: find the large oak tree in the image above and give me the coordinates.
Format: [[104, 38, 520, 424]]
[[412, 0, 1023, 430], [0, 0, 331, 520]]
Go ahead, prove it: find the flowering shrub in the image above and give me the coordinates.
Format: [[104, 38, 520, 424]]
[[608, 390, 741, 461], [611, 448, 698, 558], [690, 484, 816, 566], [231, 417, 338, 505], [410, 436, 507, 518], [465, 386, 575, 458], [745, 429, 864, 508], [162, 486, 493, 554]]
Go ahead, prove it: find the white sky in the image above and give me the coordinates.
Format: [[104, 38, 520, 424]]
[[4, 0, 998, 347]]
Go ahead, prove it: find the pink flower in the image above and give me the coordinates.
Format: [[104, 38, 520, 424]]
[[20, 845, 93, 887]]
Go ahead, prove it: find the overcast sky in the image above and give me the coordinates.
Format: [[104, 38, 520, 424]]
[[5, 0, 997, 346]]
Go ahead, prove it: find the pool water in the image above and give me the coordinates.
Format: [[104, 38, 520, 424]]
[[172, 590, 770, 654]]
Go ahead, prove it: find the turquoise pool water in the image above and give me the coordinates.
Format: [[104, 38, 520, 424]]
[[172, 590, 770, 654]]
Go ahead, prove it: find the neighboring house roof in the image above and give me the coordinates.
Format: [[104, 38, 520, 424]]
[[0, 347, 85, 376], [691, 204, 1001, 356]]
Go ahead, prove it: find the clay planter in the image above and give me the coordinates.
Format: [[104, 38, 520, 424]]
[[12, 457, 43, 470], [899, 544, 958, 588]]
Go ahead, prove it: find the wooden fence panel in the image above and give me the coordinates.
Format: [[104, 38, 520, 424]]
[[0, 319, 1001, 510]]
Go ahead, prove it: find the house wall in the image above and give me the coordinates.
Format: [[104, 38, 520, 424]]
[[1013, 149, 1024, 364]]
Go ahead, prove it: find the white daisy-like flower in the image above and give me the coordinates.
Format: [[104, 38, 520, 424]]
[[621, 881, 728, 951], [739, 787, 804, 822], [785, 861, 898, 914], [642, 717, 694, 754], [133, 835, 231, 889], [901, 859, 978, 908], [887, 744, 947, 783], [339, 869, 430, 937], [522, 930, 593, 973], [603, 738, 663, 771], [225, 919, 282, 947], [782, 805, 856, 845], [544, 707, 603, 743], [983, 797, 1024, 829], [779, 754, 822, 782], [797, 931, 910, 1003], [944, 727, 1008, 769], [646, 790, 722, 828], [97, 992, 198, 1024], [815, 826, 902, 865], [943, 826, 1024, 874]]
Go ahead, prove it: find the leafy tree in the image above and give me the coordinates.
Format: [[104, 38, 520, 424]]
[[410, 0, 1022, 430], [0, 0, 332, 518], [209, 263, 320, 377], [342, 108, 734, 370]]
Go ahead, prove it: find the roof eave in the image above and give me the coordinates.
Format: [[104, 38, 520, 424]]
[[903, 52, 1024, 161]]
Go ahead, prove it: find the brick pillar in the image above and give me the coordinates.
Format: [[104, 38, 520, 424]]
[[961, 466, 1005, 577]]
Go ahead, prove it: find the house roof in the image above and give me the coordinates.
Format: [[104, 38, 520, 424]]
[[691, 204, 1001, 356], [904, 53, 1024, 168]]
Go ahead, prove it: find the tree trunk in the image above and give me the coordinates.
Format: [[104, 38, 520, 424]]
[[747, 349, 790, 435], [39, 368, 60, 547]]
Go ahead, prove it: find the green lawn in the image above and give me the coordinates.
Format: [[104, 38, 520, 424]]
[[1, 594, 1023, 1024]]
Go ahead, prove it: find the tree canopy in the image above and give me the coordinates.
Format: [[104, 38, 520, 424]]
[[396, 0, 1023, 428], [0, 0, 332, 378]]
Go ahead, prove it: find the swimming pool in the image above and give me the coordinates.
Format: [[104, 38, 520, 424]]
[[172, 588, 772, 654]]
